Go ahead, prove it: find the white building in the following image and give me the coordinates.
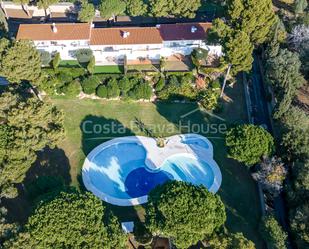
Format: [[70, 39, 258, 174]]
[[16, 22, 222, 66]]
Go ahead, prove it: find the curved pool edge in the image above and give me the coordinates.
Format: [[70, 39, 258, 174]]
[[82, 134, 222, 206]]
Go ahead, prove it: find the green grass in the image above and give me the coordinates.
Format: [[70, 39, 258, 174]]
[[94, 65, 124, 74], [59, 60, 81, 67], [51, 81, 263, 248]]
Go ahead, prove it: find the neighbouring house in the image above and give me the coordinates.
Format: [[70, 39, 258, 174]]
[[16, 22, 222, 67]]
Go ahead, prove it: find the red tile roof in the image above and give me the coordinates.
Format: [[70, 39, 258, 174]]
[[16, 23, 91, 41], [16, 22, 211, 44], [90, 26, 163, 45], [160, 23, 211, 41]]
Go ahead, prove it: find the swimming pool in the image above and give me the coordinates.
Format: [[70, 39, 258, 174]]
[[82, 134, 222, 206]]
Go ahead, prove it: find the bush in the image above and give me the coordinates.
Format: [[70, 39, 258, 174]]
[[210, 79, 221, 90], [129, 82, 152, 100], [60, 79, 81, 97], [75, 49, 93, 63], [52, 52, 61, 69], [96, 84, 108, 98], [225, 124, 274, 166], [81, 75, 101, 94], [87, 56, 95, 74], [39, 51, 51, 66], [106, 78, 120, 98], [260, 215, 287, 249], [200, 88, 219, 110], [118, 76, 133, 95], [155, 77, 165, 91], [157, 75, 197, 101]]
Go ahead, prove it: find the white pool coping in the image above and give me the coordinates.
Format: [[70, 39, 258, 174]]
[[82, 134, 222, 206]]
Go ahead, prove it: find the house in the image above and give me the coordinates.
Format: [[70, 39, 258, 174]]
[[16, 22, 222, 66]]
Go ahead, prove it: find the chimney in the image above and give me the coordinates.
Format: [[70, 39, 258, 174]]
[[156, 24, 161, 29], [122, 31, 130, 38], [52, 23, 58, 33], [191, 26, 197, 33]]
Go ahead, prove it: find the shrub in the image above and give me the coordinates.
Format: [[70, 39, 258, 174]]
[[60, 79, 81, 97], [200, 88, 219, 110], [260, 214, 287, 249], [52, 52, 61, 69], [210, 79, 221, 90], [118, 76, 133, 95], [155, 77, 165, 91], [87, 56, 95, 74], [81, 75, 101, 94], [129, 82, 152, 100], [39, 51, 51, 66], [57, 71, 73, 84], [96, 84, 108, 98], [75, 49, 93, 63], [106, 78, 120, 98], [226, 124, 274, 166]]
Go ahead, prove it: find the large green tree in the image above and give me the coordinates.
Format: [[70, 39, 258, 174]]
[[145, 181, 226, 248], [9, 191, 127, 248], [99, 0, 126, 19], [78, 1, 95, 23], [226, 0, 276, 45], [126, 0, 147, 16], [0, 88, 64, 198], [0, 40, 42, 84], [290, 203, 309, 248], [207, 232, 256, 249], [226, 124, 274, 166], [266, 49, 304, 118], [149, 0, 201, 18], [260, 214, 287, 249]]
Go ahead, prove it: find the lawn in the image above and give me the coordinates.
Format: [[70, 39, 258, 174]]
[[59, 60, 81, 67], [94, 65, 123, 74], [51, 81, 263, 248]]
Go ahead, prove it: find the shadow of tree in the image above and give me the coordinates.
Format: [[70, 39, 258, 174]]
[[2, 146, 71, 224]]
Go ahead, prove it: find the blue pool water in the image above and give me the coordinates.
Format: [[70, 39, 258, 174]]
[[87, 142, 215, 200]]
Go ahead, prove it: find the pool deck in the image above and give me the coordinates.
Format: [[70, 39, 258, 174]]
[[82, 134, 222, 206]]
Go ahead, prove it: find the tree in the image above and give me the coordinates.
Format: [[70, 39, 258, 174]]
[[225, 124, 274, 166], [260, 214, 287, 249], [81, 75, 101, 94], [75, 49, 93, 63], [0, 88, 64, 198], [37, 0, 59, 17], [99, 0, 126, 20], [78, 1, 95, 23], [252, 157, 287, 197], [39, 50, 51, 66], [0, 40, 42, 84], [12, 0, 30, 16], [145, 181, 226, 248], [126, 0, 147, 16], [290, 203, 309, 248], [149, 0, 201, 18], [106, 78, 120, 98], [129, 82, 152, 100], [288, 25, 309, 52], [0, 204, 18, 244], [223, 30, 254, 74], [10, 191, 127, 248], [96, 84, 108, 98], [294, 0, 308, 15], [0, 8, 8, 34], [265, 49, 304, 118], [87, 56, 95, 74], [225, 0, 276, 45], [206, 232, 255, 249], [52, 52, 61, 69], [200, 88, 220, 110]]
